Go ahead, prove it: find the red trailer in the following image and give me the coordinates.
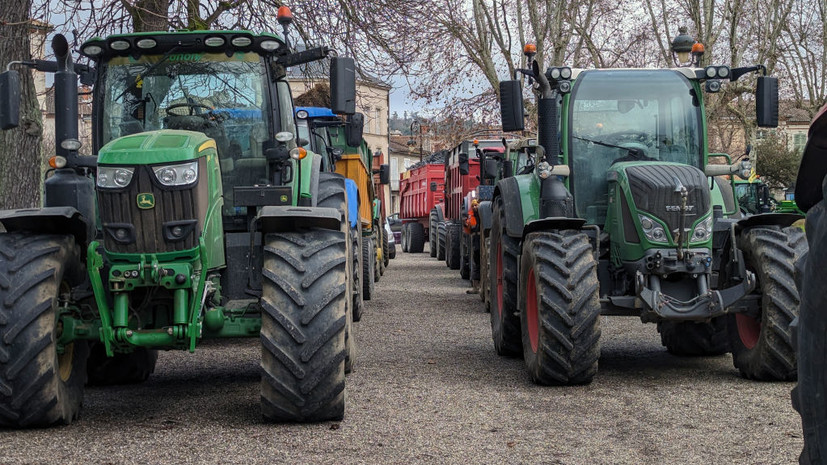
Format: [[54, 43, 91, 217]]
[[399, 160, 445, 253]]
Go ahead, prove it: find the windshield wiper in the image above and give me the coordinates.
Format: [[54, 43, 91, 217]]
[[574, 135, 647, 158]]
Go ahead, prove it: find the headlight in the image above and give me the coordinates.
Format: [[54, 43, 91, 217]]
[[153, 161, 198, 187], [97, 166, 134, 188], [692, 216, 713, 242], [639, 213, 668, 243]]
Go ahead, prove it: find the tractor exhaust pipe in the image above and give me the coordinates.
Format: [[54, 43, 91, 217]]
[[52, 34, 79, 161]]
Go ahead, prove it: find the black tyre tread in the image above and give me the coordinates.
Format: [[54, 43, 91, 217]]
[[429, 210, 438, 257], [657, 318, 728, 356], [87, 345, 158, 385], [401, 224, 409, 253], [350, 225, 363, 322], [460, 233, 470, 280], [448, 223, 461, 270], [481, 235, 490, 309], [0, 233, 89, 427], [362, 237, 375, 300], [437, 222, 447, 260], [728, 226, 807, 381], [260, 229, 347, 422], [794, 202, 827, 464], [408, 222, 425, 253], [489, 201, 522, 356], [521, 231, 601, 385], [382, 224, 390, 267], [316, 172, 347, 209]]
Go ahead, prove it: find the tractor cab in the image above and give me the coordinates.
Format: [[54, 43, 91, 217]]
[[567, 69, 704, 227]]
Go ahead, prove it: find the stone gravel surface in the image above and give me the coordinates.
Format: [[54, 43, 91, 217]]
[[0, 246, 804, 464]]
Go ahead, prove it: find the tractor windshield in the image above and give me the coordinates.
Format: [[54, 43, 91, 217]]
[[569, 70, 702, 222], [99, 52, 277, 161]]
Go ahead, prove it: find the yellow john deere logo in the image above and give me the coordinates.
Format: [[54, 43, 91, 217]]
[[280, 194, 288, 203], [137, 193, 156, 209]]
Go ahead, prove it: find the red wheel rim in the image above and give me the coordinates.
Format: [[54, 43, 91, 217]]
[[496, 242, 504, 317], [736, 313, 760, 349], [526, 267, 539, 353]]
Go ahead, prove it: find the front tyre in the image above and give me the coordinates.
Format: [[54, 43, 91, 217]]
[[362, 236, 376, 301], [0, 233, 89, 427], [727, 226, 807, 381], [657, 318, 728, 356], [488, 200, 522, 356], [87, 345, 158, 385], [520, 231, 601, 385], [260, 229, 347, 422]]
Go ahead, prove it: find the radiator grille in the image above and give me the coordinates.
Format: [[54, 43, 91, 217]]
[[98, 160, 205, 254], [625, 164, 710, 234]]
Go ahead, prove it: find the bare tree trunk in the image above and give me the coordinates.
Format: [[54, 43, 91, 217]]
[[0, 0, 42, 210], [123, 0, 171, 32]]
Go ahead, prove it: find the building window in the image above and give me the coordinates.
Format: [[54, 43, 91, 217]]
[[374, 108, 381, 134], [793, 132, 807, 153]]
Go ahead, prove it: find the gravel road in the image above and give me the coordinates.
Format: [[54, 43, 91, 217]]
[[0, 246, 804, 464]]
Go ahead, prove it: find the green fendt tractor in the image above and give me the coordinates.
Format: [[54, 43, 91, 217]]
[[486, 49, 807, 385], [0, 24, 360, 426]]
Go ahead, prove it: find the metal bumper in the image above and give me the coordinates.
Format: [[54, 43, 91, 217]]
[[635, 270, 755, 321]]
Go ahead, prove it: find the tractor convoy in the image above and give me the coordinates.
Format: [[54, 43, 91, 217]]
[[401, 45, 808, 387], [0, 8, 813, 433]]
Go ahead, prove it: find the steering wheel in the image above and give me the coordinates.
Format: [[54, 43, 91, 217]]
[[165, 102, 213, 117]]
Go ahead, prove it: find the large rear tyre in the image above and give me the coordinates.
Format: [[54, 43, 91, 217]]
[[401, 223, 409, 253], [480, 234, 491, 310], [0, 233, 90, 427], [794, 201, 827, 464], [447, 223, 461, 270], [459, 233, 470, 280], [362, 236, 376, 301], [260, 228, 347, 422], [87, 345, 158, 385], [350, 224, 364, 322], [657, 318, 728, 356], [488, 200, 522, 356], [429, 210, 438, 257], [382, 224, 390, 267], [727, 226, 807, 381], [520, 231, 601, 385], [437, 222, 447, 260], [408, 222, 425, 253]]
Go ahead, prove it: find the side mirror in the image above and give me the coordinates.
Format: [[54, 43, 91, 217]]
[[430, 181, 437, 192], [378, 164, 390, 185], [483, 159, 498, 179], [458, 152, 469, 175], [346, 113, 364, 147], [0, 70, 21, 130], [500, 80, 524, 132], [756, 76, 778, 128], [502, 160, 514, 178], [330, 57, 356, 115], [328, 147, 344, 161]]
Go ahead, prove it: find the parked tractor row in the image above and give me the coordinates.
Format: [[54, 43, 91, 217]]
[[0, 9, 391, 428], [406, 43, 808, 387]]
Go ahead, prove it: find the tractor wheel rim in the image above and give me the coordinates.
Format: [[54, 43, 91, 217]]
[[526, 267, 539, 353], [497, 242, 504, 317], [58, 343, 74, 382], [736, 313, 760, 349]]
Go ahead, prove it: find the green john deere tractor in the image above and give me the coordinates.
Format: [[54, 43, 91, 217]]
[[0, 26, 360, 426], [486, 52, 806, 385]]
